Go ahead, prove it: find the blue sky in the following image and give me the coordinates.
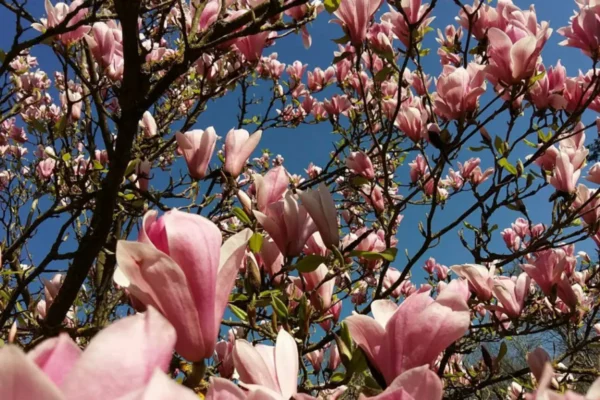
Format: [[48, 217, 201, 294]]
[[0, 0, 596, 291]]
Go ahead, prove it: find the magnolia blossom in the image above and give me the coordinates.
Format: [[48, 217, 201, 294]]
[[346, 284, 470, 384], [359, 366, 443, 400], [224, 129, 263, 178], [0, 308, 198, 400], [254, 192, 317, 257], [233, 329, 317, 400], [491, 274, 530, 319], [451, 264, 495, 301], [299, 183, 339, 248], [346, 151, 375, 180], [333, 0, 383, 45], [32, 0, 90, 45], [433, 64, 487, 120], [114, 210, 251, 361], [176, 128, 217, 180]]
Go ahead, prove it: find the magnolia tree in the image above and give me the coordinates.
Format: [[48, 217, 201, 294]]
[[3, 0, 600, 398]]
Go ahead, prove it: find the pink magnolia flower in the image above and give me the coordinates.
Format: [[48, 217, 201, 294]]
[[176, 127, 218, 180], [586, 162, 600, 184], [409, 154, 428, 183], [451, 264, 495, 301], [358, 365, 443, 400], [235, 32, 272, 62], [381, 0, 436, 48], [139, 111, 157, 138], [328, 343, 342, 371], [527, 61, 567, 110], [0, 307, 198, 400], [333, 0, 383, 45], [521, 249, 579, 308], [299, 183, 339, 248], [253, 166, 289, 213], [367, 22, 394, 54], [433, 63, 487, 120], [37, 158, 56, 180], [382, 267, 404, 298], [361, 184, 385, 213], [485, 27, 548, 86], [114, 209, 252, 361], [215, 339, 235, 379], [558, 7, 600, 58], [491, 274, 530, 318], [307, 67, 336, 92], [233, 329, 308, 399], [224, 129, 263, 178], [396, 105, 427, 142], [548, 151, 580, 193], [527, 347, 551, 381], [32, 0, 90, 45], [306, 349, 324, 372], [346, 151, 375, 180], [253, 192, 317, 257], [529, 363, 600, 400], [345, 286, 470, 384], [85, 22, 124, 80], [292, 263, 335, 312], [259, 237, 284, 280], [323, 95, 352, 117]]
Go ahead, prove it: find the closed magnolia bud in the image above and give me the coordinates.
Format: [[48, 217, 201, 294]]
[[480, 127, 491, 143], [237, 190, 252, 214], [8, 321, 17, 344], [246, 253, 262, 291]]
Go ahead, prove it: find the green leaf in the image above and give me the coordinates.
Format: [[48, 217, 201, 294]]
[[497, 342, 508, 364], [494, 136, 504, 155], [92, 160, 104, 170], [349, 248, 398, 262], [229, 293, 249, 302], [229, 304, 248, 321], [374, 66, 393, 82], [523, 138, 537, 148], [323, 0, 341, 13], [468, 145, 487, 152], [347, 347, 368, 375], [351, 176, 371, 187], [330, 372, 345, 383], [463, 221, 477, 231], [498, 158, 517, 175], [61, 153, 71, 162], [271, 295, 288, 319], [125, 159, 139, 177], [249, 233, 263, 253], [294, 255, 328, 273], [332, 51, 353, 64], [232, 207, 252, 225], [529, 70, 546, 85]]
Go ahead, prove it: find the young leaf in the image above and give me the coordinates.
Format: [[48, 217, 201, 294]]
[[294, 254, 328, 273]]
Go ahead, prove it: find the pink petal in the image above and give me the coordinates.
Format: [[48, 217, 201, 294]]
[[28, 333, 82, 386], [275, 330, 299, 398], [61, 307, 176, 399], [0, 345, 65, 400], [115, 241, 204, 361], [206, 377, 247, 400]]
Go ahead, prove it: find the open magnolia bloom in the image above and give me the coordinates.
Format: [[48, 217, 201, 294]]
[[115, 209, 252, 361], [0, 308, 198, 400], [346, 283, 471, 385]]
